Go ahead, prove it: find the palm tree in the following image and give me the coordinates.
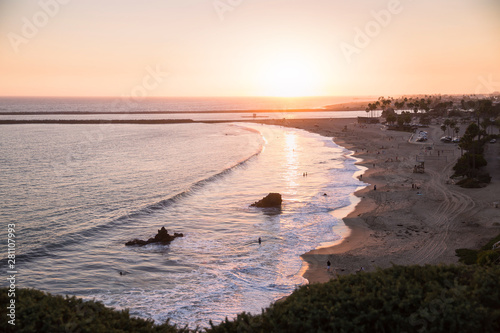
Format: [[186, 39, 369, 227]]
[[449, 120, 457, 137], [422, 99, 431, 113], [366, 103, 375, 118], [394, 100, 405, 115], [374, 101, 380, 117], [481, 119, 493, 135], [407, 102, 414, 113], [443, 119, 452, 137], [459, 123, 480, 168], [441, 124, 447, 136], [402, 112, 412, 125], [466, 100, 476, 112], [474, 99, 493, 140], [378, 96, 393, 113]]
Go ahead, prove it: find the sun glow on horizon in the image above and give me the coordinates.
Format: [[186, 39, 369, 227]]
[[0, 1, 498, 97], [256, 54, 324, 97], [284, 131, 300, 189]]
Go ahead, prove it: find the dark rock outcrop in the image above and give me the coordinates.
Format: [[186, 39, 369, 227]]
[[250, 193, 282, 208], [125, 227, 183, 246]]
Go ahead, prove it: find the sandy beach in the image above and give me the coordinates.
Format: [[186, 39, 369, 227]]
[[254, 117, 500, 284]]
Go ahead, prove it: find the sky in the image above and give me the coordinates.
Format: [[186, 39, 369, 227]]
[[0, 0, 499, 97]]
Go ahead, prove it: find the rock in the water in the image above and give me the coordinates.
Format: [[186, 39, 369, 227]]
[[125, 226, 183, 246], [251, 193, 282, 208]]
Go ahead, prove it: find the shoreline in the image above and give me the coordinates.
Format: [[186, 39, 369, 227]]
[[3, 116, 498, 288], [258, 118, 500, 284]]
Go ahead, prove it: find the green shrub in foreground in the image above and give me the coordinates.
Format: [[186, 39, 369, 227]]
[[477, 250, 500, 266], [208, 265, 500, 333], [455, 248, 478, 265], [0, 288, 189, 333], [2, 265, 500, 333]]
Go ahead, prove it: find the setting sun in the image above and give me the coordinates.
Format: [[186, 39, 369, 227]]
[[257, 55, 323, 97]]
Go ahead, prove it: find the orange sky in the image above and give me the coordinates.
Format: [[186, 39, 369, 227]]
[[1, 0, 499, 97]]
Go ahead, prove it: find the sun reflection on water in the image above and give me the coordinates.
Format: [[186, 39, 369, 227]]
[[284, 132, 300, 192]]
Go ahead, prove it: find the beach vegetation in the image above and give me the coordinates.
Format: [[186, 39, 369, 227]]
[[476, 170, 492, 184], [403, 113, 412, 125], [456, 232, 500, 266], [452, 120, 493, 187], [482, 233, 500, 251], [432, 101, 454, 115], [381, 104, 396, 119], [455, 177, 483, 188], [393, 99, 406, 113], [386, 111, 413, 128], [419, 113, 431, 125], [365, 101, 380, 118], [397, 114, 405, 127], [385, 113, 397, 125], [3, 265, 500, 332], [0, 288, 191, 333], [208, 265, 500, 333], [455, 248, 479, 265], [447, 109, 464, 117], [378, 96, 393, 113], [477, 250, 500, 266], [453, 154, 487, 176]]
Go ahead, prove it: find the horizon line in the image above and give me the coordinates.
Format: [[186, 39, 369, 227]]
[[0, 93, 496, 99]]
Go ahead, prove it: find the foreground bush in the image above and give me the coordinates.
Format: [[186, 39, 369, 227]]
[[0, 288, 189, 333], [2, 265, 500, 332], [208, 265, 500, 333]]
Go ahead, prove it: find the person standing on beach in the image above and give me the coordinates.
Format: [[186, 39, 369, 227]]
[[327, 260, 331, 271], [258, 237, 261, 245]]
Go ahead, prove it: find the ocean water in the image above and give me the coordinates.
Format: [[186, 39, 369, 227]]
[[0, 98, 366, 328], [0, 96, 377, 122], [0, 96, 373, 113]]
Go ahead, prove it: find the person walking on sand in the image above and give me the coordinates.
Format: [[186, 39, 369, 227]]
[[327, 260, 331, 271], [258, 237, 261, 245]]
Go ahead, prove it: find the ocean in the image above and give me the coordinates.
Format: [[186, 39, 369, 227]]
[[0, 97, 366, 328]]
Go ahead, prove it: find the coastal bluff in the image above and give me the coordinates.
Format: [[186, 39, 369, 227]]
[[125, 227, 183, 246]]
